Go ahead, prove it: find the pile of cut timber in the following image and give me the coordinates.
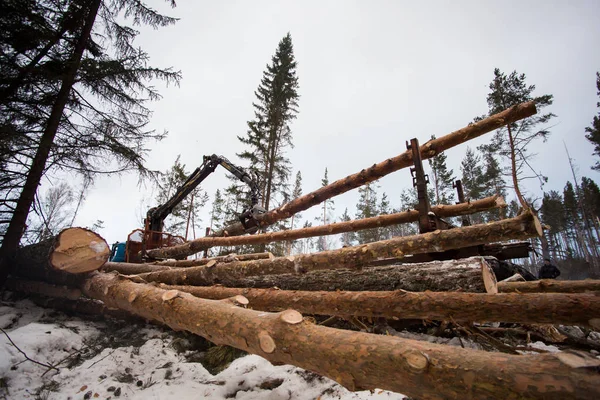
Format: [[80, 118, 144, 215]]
[[6, 102, 600, 399]]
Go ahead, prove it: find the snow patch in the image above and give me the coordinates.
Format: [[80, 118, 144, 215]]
[[89, 240, 108, 254]]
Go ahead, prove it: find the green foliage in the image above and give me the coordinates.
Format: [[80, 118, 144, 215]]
[[155, 156, 209, 238], [315, 168, 335, 251], [355, 182, 380, 244], [585, 72, 600, 170], [483, 68, 554, 204], [427, 135, 455, 205], [339, 207, 357, 247], [237, 33, 299, 212], [0, 0, 180, 243]]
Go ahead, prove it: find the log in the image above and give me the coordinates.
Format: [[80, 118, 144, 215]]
[[11, 227, 110, 285], [147, 195, 506, 259], [153, 252, 275, 267], [499, 279, 600, 293], [157, 283, 600, 328], [210, 102, 537, 240], [102, 262, 172, 274], [208, 258, 495, 292], [137, 212, 541, 287], [81, 272, 600, 399]]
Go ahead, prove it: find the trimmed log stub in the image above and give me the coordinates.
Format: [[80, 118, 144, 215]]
[[210, 102, 537, 239], [158, 284, 600, 327], [137, 212, 542, 287], [147, 195, 506, 259], [12, 227, 109, 285], [81, 272, 600, 400], [499, 279, 600, 293]]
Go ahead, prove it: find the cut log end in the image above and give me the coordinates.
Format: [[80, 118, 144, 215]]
[[280, 309, 303, 325], [206, 260, 217, 268], [233, 295, 249, 306], [531, 212, 543, 237], [258, 331, 276, 353], [50, 227, 110, 274], [481, 260, 498, 294], [162, 290, 180, 301], [404, 350, 429, 373]]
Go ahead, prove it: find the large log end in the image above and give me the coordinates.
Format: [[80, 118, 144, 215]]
[[50, 227, 110, 274]]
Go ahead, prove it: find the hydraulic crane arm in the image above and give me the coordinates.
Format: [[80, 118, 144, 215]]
[[146, 154, 262, 233]]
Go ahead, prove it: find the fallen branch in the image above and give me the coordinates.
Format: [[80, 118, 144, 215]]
[[0, 327, 59, 372]]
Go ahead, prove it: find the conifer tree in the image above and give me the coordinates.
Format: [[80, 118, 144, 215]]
[[339, 208, 357, 247], [355, 183, 380, 244], [585, 72, 600, 171], [484, 68, 555, 207], [427, 135, 455, 205], [209, 189, 225, 232], [315, 168, 335, 251], [155, 156, 209, 238], [285, 171, 303, 255], [237, 33, 299, 212]]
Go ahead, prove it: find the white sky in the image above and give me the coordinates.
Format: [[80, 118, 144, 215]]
[[68, 0, 600, 245]]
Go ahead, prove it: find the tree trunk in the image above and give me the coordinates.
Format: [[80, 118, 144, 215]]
[[148, 195, 506, 259], [213, 102, 537, 238], [0, 0, 102, 287], [499, 279, 600, 293], [11, 227, 109, 285], [137, 212, 541, 287], [102, 262, 172, 275], [79, 272, 600, 400], [153, 258, 496, 292], [154, 283, 600, 328], [153, 252, 274, 267]]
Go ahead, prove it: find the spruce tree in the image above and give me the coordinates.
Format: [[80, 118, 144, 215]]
[[484, 68, 555, 207], [339, 208, 357, 247], [355, 182, 380, 244], [237, 33, 299, 212], [427, 135, 455, 205], [315, 168, 335, 251], [585, 72, 600, 170], [285, 171, 303, 255], [540, 191, 567, 259], [0, 0, 180, 283], [155, 156, 209, 238]]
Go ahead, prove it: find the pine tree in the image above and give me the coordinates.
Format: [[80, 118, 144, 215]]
[[155, 156, 209, 239], [484, 68, 555, 207], [427, 135, 455, 205], [285, 171, 303, 255], [540, 191, 567, 259], [237, 33, 299, 213], [355, 183, 380, 244], [563, 181, 586, 258], [209, 189, 226, 232], [315, 168, 335, 251], [460, 147, 486, 224], [339, 208, 357, 247], [585, 72, 600, 171]]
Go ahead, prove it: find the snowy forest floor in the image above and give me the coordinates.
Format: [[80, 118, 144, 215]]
[[0, 295, 405, 400], [1, 292, 599, 400]]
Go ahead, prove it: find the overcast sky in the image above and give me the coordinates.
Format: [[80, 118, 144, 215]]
[[68, 0, 600, 245]]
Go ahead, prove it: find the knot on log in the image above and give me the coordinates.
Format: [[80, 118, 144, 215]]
[[280, 310, 303, 325], [555, 351, 600, 369], [404, 350, 429, 373], [258, 331, 276, 354], [162, 290, 180, 302]]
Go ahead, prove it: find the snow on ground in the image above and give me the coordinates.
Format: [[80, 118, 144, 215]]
[[0, 298, 406, 399]]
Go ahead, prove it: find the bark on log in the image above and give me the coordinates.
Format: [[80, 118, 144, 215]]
[[137, 212, 541, 287], [81, 272, 600, 400], [157, 283, 600, 328], [11, 227, 109, 285], [148, 195, 506, 259], [152, 252, 274, 267], [499, 279, 600, 293], [102, 262, 172, 275], [208, 260, 493, 292], [211, 102, 537, 239]]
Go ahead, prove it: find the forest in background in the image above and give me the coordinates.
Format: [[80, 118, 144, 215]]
[[2, 1, 600, 282]]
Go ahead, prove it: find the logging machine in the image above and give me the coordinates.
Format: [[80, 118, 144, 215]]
[[113, 154, 265, 263]]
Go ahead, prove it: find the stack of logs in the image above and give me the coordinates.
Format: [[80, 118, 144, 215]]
[[5, 101, 600, 399]]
